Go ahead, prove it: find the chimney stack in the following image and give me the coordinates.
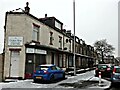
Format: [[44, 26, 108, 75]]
[[45, 14, 47, 18], [24, 2, 30, 14], [66, 30, 71, 36]]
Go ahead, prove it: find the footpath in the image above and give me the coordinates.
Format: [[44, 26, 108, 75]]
[[2, 67, 111, 90]]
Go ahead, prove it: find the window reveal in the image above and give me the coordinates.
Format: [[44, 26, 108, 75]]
[[50, 32, 54, 45], [59, 36, 62, 49], [32, 23, 39, 41]]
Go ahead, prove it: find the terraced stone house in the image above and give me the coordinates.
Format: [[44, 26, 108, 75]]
[[3, 2, 97, 80]]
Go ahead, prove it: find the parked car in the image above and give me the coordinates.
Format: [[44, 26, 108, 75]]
[[111, 66, 120, 84], [33, 64, 65, 82], [95, 64, 113, 78]]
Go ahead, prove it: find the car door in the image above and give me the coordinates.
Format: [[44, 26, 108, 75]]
[[50, 66, 58, 79], [56, 66, 63, 78]]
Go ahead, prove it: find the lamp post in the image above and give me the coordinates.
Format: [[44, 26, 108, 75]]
[[73, 0, 76, 75]]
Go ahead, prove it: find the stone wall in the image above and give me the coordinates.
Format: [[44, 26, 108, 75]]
[[0, 54, 3, 81]]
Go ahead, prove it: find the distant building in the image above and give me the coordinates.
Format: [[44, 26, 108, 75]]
[[104, 55, 115, 64]]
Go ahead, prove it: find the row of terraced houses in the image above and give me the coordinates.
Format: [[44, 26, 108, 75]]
[[2, 2, 98, 80]]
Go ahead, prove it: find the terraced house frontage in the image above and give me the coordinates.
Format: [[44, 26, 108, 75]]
[[3, 2, 98, 80]]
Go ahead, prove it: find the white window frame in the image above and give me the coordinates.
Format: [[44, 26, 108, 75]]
[[59, 36, 62, 49], [32, 24, 39, 41], [55, 20, 61, 30]]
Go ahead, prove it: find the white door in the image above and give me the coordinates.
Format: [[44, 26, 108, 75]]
[[10, 51, 20, 77]]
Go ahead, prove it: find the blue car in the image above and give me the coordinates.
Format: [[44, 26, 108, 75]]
[[111, 66, 120, 84], [33, 64, 65, 82]]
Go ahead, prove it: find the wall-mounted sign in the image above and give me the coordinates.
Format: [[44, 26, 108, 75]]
[[26, 48, 47, 54], [35, 49, 47, 54], [8, 36, 23, 46], [26, 48, 35, 53]]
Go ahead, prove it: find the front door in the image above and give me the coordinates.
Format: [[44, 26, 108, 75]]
[[10, 51, 20, 77]]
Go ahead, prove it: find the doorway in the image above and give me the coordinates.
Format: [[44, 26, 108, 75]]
[[10, 51, 20, 77]]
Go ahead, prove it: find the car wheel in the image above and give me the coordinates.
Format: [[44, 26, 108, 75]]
[[95, 74, 98, 77], [94, 74, 96, 77], [50, 75, 54, 82], [62, 73, 65, 79], [111, 81, 115, 86], [33, 79, 38, 83]]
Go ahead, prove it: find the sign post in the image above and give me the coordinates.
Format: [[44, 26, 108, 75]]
[[99, 72, 101, 86], [73, 0, 76, 76]]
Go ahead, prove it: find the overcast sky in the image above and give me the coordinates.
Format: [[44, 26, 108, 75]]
[[0, 0, 119, 57]]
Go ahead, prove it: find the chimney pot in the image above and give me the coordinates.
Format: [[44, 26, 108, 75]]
[[45, 14, 47, 17], [24, 2, 30, 14]]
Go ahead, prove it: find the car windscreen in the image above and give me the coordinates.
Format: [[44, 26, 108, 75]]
[[98, 65, 107, 69], [36, 66, 49, 71], [115, 68, 120, 73]]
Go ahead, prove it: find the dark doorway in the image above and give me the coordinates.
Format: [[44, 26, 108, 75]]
[[51, 52, 54, 64], [25, 54, 46, 79]]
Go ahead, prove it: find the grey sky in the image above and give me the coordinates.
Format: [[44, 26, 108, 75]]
[[0, 0, 119, 56]]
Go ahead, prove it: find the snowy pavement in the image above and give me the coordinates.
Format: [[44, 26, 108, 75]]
[[0, 70, 111, 90]]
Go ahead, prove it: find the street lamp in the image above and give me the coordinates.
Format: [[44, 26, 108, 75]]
[[73, 0, 76, 75]]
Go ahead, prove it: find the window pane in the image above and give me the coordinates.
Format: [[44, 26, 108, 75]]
[[98, 65, 107, 69], [50, 32, 53, 45], [59, 55, 62, 67], [55, 21, 61, 30], [56, 66, 61, 70], [69, 56, 73, 66], [32, 25, 39, 41], [59, 37, 62, 48], [116, 68, 120, 73], [36, 66, 48, 71]]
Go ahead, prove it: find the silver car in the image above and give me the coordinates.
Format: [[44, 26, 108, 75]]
[[111, 66, 120, 83]]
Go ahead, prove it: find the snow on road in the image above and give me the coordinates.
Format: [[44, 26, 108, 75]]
[[0, 70, 95, 89]]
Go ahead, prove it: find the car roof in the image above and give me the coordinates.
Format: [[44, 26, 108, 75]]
[[97, 64, 114, 67], [114, 66, 120, 68], [98, 64, 113, 66], [98, 64, 112, 65], [39, 64, 55, 67]]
